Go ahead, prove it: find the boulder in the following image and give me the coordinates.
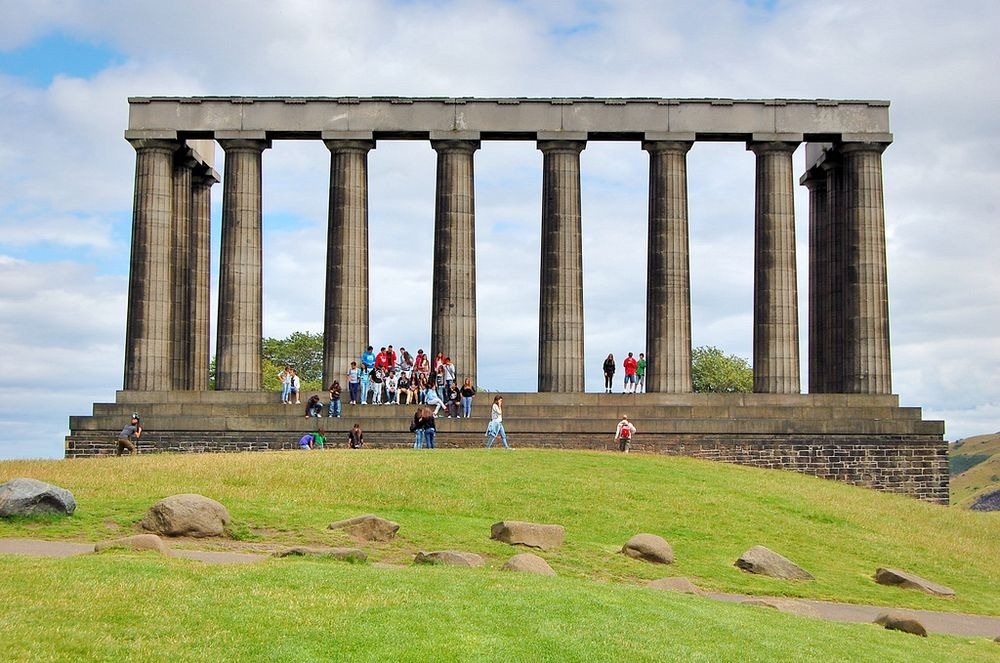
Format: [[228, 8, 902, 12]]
[[502, 553, 556, 576], [621, 533, 674, 564], [735, 545, 813, 580], [413, 550, 485, 567], [328, 514, 399, 542], [874, 612, 928, 637], [969, 489, 1000, 512], [490, 521, 565, 550], [273, 546, 366, 562], [646, 577, 702, 595], [95, 534, 168, 555], [0, 478, 76, 517], [141, 494, 231, 538], [874, 567, 955, 597]]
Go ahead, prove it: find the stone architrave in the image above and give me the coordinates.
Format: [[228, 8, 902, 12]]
[[644, 138, 694, 393], [141, 494, 231, 538], [735, 545, 813, 580], [749, 139, 801, 394], [216, 135, 270, 391], [874, 567, 955, 596], [430, 138, 480, 386], [322, 136, 374, 386], [124, 138, 178, 391], [490, 520, 565, 550], [537, 138, 586, 392], [0, 478, 77, 517], [621, 533, 674, 564]]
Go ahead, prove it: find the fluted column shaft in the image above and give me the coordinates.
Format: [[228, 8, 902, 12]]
[[841, 142, 892, 394], [322, 139, 374, 386], [803, 164, 832, 393], [124, 139, 178, 391], [216, 138, 269, 391], [749, 141, 801, 394], [537, 140, 586, 392], [431, 140, 480, 385], [644, 140, 693, 393], [171, 151, 196, 390], [190, 167, 217, 391]]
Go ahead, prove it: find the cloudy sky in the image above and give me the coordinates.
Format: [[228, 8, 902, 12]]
[[0, 0, 997, 459]]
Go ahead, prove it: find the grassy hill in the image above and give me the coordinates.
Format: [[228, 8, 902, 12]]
[[950, 432, 1000, 506], [1, 450, 999, 661]]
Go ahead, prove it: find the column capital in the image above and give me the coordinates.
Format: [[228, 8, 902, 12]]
[[642, 140, 693, 155], [217, 137, 271, 152], [127, 137, 179, 153], [747, 139, 800, 156], [838, 140, 890, 156], [431, 139, 481, 154], [537, 139, 586, 155], [323, 138, 375, 154]]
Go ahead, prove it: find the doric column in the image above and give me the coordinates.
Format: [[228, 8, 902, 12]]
[[802, 162, 832, 393], [748, 138, 801, 394], [190, 165, 218, 391], [841, 141, 892, 394], [322, 135, 374, 387], [643, 137, 694, 393], [171, 149, 197, 390], [123, 138, 178, 391], [537, 137, 586, 392], [216, 135, 270, 391], [431, 137, 480, 385]]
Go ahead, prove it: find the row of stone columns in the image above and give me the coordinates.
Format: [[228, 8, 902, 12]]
[[124, 134, 891, 395]]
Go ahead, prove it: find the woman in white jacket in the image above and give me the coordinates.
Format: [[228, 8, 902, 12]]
[[485, 395, 510, 449]]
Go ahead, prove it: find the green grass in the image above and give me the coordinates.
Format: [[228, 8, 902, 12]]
[[1, 450, 999, 661], [950, 433, 1000, 505]]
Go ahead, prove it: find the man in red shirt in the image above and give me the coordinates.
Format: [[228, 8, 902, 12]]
[[623, 352, 638, 393], [375, 347, 389, 371]]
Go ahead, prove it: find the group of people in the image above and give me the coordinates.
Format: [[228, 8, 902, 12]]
[[298, 424, 365, 450], [410, 394, 509, 450], [602, 352, 647, 393]]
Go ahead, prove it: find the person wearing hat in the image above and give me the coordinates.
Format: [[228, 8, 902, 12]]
[[116, 413, 142, 456], [615, 415, 636, 453]]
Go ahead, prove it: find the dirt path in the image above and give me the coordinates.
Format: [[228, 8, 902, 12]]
[[3, 538, 998, 638]]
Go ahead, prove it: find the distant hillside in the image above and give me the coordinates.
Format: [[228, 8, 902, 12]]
[[949, 432, 1000, 507]]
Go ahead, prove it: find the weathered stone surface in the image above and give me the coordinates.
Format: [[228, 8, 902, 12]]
[[874, 567, 955, 597], [740, 597, 821, 618], [141, 494, 231, 538], [328, 514, 399, 542], [413, 550, 484, 567], [621, 533, 674, 564], [874, 612, 928, 637], [970, 489, 1000, 512], [95, 534, 168, 554], [490, 521, 565, 550], [0, 478, 76, 517], [502, 553, 556, 576], [646, 577, 702, 594], [273, 546, 366, 562], [735, 545, 813, 580]]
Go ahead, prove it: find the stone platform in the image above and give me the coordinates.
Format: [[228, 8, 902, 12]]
[[66, 391, 947, 503]]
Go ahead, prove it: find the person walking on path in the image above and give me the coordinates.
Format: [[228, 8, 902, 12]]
[[116, 413, 142, 455], [615, 415, 636, 453], [603, 354, 616, 393], [485, 395, 510, 449], [623, 352, 638, 394]]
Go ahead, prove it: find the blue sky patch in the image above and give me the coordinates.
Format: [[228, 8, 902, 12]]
[[0, 33, 123, 85]]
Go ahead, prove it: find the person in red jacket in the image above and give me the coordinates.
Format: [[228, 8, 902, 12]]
[[623, 352, 638, 393]]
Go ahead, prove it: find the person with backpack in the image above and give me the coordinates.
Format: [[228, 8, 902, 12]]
[[615, 415, 636, 453]]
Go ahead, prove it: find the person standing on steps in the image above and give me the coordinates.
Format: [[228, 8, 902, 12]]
[[623, 352, 638, 394], [615, 415, 636, 453], [290, 368, 301, 404], [485, 395, 510, 449], [347, 361, 360, 405], [278, 365, 292, 404], [635, 353, 647, 394], [360, 346, 376, 404], [328, 380, 342, 417], [603, 354, 616, 393], [116, 413, 142, 455]]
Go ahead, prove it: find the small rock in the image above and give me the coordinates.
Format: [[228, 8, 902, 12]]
[[490, 521, 565, 550], [328, 514, 399, 542], [874, 612, 928, 637], [874, 567, 955, 597], [621, 533, 674, 564], [141, 494, 231, 538], [413, 550, 485, 567], [273, 546, 366, 562], [646, 577, 701, 594], [95, 534, 168, 554], [502, 553, 556, 576], [0, 478, 77, 517], [735, 545, 813, 580]]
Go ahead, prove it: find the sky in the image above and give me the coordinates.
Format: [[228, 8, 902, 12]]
[[0, 0, 997, 459]]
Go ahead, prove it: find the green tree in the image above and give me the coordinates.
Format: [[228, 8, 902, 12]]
[[262, 331, 325, 391], [691, 346, 753, 393]]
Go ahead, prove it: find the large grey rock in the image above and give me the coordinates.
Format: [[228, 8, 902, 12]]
[[969, 489, 1000, 512], [413, 550, 484, 567], [646, 577, 702, 594], [141, 494, 231, 538], [735, 545, 814, 580], [502, 552, 556, 576], [874, 612, 928, 637], [490, 521, 565, 550], [328, 514, 399, 542], [621, 533, 674, 564], [95, 534, 168, 555], [273, 546, 366, 562], [874, 567, 955, 596], [0, 478, 76, 517]]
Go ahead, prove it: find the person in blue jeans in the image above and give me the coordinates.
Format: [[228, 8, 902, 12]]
[[347, 362, 360, 404], [411, 406, 436, 449], [360, 346, 376, 404], [485, 395, 510, 449], [328, 380, 342, 417]]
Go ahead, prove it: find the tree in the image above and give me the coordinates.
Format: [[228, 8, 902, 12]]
[[262, 331, 325, 391], [691, 346, 753, 393]]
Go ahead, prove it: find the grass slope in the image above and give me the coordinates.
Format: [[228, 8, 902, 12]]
[[1, 450, 999, 661], [950, 433, 1000, 506]]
